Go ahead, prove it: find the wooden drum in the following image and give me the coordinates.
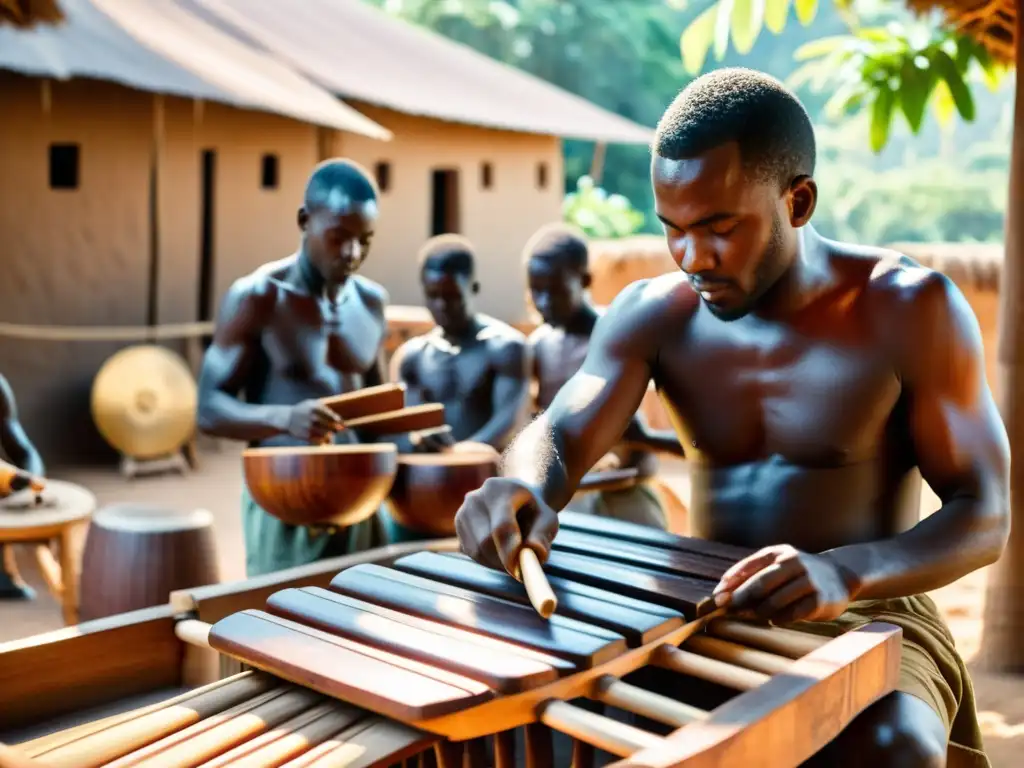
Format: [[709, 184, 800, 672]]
[[78, 504, 219, 621]]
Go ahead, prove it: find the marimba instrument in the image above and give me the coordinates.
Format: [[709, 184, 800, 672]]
[[0, 514, 901, 767]]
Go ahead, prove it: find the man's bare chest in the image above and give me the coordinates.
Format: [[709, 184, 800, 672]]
[[417, 343, 493, 402], [261, 293, 384, 380], [656, 326, 902, 466]]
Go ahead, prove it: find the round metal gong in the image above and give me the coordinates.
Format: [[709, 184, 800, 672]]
[[90, 345, 197, 459]]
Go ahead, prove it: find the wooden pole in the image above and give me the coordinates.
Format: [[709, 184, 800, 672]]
[[979, 16, 1024, 671], [589, 141, 606, 185]]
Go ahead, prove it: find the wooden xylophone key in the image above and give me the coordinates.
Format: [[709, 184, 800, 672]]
[[265, 587, 563, 693], [393, 552, 684, 646], [541, 549, 718, 618], [551, 529, 733, 581], [556, 510, 754, 562], [328, 564, 627, 667]]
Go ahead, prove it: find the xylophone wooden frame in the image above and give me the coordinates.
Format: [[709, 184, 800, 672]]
[[0, 537, 902, 768]]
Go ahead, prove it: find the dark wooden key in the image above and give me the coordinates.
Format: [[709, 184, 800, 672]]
[[208, 610, 493, 721], [266, 587, 560, 693], [543, 550, 718, 618], [552, 529, 732, 581], [557, 511, 753, 562], [329, 565, 626, 668], [393, 552, 683, 647]]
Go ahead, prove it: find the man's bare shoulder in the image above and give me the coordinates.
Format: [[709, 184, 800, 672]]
[[841, 244, 980, 375], [476, 314, 527, 348], [220, 261, 287, 322], [350, 275, 389, 315], [597, 272, 698, 346]]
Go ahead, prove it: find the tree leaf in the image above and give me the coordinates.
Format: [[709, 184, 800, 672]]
[[794, 0, 817, 25], [898, 58, 934, 133], [793, 35, 854, 61], [930, 49, 975, 121], [731, 0, 765, 55], [764, 0, 790, 34], [870, 85, 895, 153], [931, 78, 955, 127], [679, 3, 718, 74], [713, 0, 736, 61]]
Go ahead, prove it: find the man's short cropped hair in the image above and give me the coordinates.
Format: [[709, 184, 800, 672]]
[[418, 234, 476, 278], [523, 223, 589, 271], [653, 67, 816, 188], [304, 158, 378, 210]]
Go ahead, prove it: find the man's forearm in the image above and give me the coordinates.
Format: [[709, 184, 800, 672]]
[[824, 496, 1008, 601], [197, 393, 290, 442], [500, 413, 576, 512]]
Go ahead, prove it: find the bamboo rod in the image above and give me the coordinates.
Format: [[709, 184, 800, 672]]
[[539, 700, 663, 757], [592, 676, 707, 727], [707, 620, 829, 659], [653, 645, 769, 691], [684, 636, 794, 676]]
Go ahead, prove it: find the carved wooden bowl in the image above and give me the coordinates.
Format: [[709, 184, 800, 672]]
[[387, 447, 500, 536], [243, 444, 398, 527]]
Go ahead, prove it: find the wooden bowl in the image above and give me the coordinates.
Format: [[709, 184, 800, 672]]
[[243, 444, 398, 527], [387, 449, 500, 536]]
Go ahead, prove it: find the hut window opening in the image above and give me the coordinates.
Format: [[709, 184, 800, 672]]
[[536, 162, 549, 190], [480, 162, 493, 189], [49, 143, 79, 190], [375, 161, 391, 193], [261, 154, 279, 190], [431, 169, 461, 236]]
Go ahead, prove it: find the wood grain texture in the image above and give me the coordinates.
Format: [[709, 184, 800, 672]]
[[387, 453, 498, 536], [393, 552, 683, 646], [552, 530, 732, 581], [556, 511, 753, 562], [78, 505, 219, 622], [329, 564, 626, 668], [242, 444, 397, 528], [208, 610, 494, 721], [265, 587, 560, 693], [345, 404, 446, 435], [277, 716, 436, 768], [320, 383, 406, 421], [0, 605, 182, 731], [609, 623, 903, 768], [542, 550, 717, 618]]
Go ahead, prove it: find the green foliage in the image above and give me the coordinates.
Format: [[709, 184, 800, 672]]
[[563, 176, 646, 239], [677, 0, 1009, 151], [789, 22, 1006, 152]]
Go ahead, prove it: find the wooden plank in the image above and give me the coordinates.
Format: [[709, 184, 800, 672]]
[[170, 538, 459, 623], [330, 565, 626, 668], [280, 716, 437, 768], [557, 511, 752, 562], [265, 587, 560, 693], [394, 552, 683, 646], [609, 623, 904, 768], [552, 529, 732, 581], [209, 610, 494, 721], [278, 587, 574, 676], [543, 550, 717, 618], [0, 604, 182, 731]]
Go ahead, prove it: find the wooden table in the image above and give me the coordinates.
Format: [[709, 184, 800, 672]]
[[0, 480, 96, 625]]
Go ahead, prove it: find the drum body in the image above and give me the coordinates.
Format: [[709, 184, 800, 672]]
[[78, 504, 219, 621]]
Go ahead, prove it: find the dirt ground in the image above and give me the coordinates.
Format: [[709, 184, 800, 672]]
[[1, 444, 1022, 765]]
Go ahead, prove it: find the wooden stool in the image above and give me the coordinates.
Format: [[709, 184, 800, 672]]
[[0, 480, 96, 625], [78, 504, 219, 622]]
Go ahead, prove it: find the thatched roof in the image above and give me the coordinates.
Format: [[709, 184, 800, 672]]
[[909, 0, 1016, 63], [0, 0, 64, 28]]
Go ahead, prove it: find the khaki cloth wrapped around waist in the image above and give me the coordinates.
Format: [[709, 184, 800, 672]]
[[782, 594, 989, 768]]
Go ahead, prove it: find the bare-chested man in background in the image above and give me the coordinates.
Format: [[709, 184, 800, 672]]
[[389, 235, 530, 541], [524, 223, 684, 529], [197, 159, 391, 577]]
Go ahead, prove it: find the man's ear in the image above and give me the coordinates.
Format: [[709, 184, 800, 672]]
[[297, 205, 310, 232], [471, 280, 481, 294], [788, 176, 817, 227], [580, 270, 592, 289]]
